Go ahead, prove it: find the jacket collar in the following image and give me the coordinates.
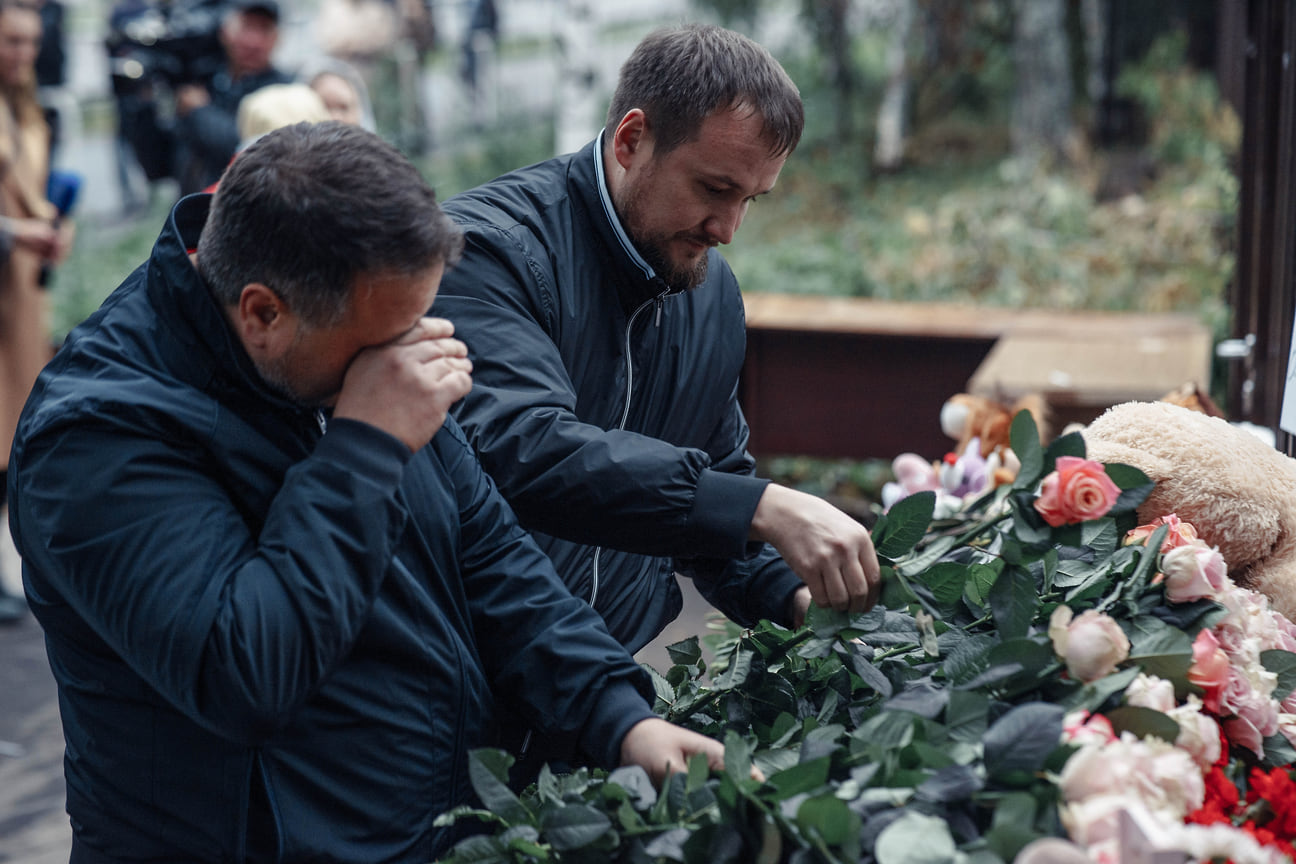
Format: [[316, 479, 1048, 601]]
[[572, 134, 672, 313]]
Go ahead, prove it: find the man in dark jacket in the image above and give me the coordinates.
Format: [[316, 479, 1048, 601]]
[[8, 121, 728, 863], [434, 24, 881, 657], [173, 0, 291, 194]]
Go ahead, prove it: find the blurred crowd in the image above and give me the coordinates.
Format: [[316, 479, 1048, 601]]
[[0, 0, 499, 619]]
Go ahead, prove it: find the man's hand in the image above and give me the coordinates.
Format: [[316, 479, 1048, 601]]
[[175, 84, 211, 116], [620, 717, 763, 785], [750, 484, 881, 615], [333, 317, 473, 451]]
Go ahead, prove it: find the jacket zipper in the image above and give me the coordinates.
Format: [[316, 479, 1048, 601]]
[[589, 290, 667, 608]]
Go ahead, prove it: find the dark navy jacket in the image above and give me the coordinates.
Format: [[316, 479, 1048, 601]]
[[435, 136, 803, 654], [8, 195, 655, 863]]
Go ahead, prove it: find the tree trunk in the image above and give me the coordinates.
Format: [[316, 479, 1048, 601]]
[[555, 0, 601, 156], [1010, 0, 1074, 165], [873, 0, 914, 170], [804, 0, 856, 140]]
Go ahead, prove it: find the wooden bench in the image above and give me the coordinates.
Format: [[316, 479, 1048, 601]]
[[740, 293, 1214, 461]]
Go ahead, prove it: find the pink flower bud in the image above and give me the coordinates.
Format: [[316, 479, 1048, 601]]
[[1050, 606, 1130, 683], [1161, 544, 1228, 604]]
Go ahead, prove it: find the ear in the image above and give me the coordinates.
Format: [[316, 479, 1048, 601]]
[[233, 283, 295, 359], [611, 109, 651, 171]]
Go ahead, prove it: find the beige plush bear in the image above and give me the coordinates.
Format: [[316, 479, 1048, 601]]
[[1082, 400, 1296, 620]]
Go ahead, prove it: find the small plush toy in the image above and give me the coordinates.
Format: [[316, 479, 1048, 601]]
[[1082, 400, 1296, 621], [940, 393, 1051, 460]]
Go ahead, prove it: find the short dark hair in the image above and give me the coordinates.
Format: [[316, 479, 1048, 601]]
[[604, 23, 803, 159], [197, 121, 462, 325]]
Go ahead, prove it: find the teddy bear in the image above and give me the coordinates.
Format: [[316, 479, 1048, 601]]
[[1081, 400, 1296, 621], [941, 392, 1051, 460]]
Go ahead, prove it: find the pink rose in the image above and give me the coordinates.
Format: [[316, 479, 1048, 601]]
[[1034, 457, 1122, 527], [1062, 710, 1117, 746], [1188, 629, 1230, 713], [1125, 673, 1176, 713], [1050, 606, 1130, 683], [1168, 699, 1222, 769], [1124, 513, 1200, 552], [1161, 544, 1228, 604], [1217, 667, 1279, 759]]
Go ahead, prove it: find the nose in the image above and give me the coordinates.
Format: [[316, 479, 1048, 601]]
[[704, 201, 746, 246]]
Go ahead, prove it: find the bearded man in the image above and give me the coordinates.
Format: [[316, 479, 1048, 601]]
[[434, 22, 881, 674]]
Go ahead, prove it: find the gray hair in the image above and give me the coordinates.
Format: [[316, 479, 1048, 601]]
[[198, 121, 461, 325]]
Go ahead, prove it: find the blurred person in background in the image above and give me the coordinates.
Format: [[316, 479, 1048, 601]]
[[302, 56, 373, 130], [173, 0, 289, 194], [199, 81, 329, 192], [0, 0, 71, 623]]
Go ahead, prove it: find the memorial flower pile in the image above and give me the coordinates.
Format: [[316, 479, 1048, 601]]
[[436, 415, 1296, 864]]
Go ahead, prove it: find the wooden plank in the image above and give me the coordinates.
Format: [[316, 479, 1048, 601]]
[[740, 293, 1214, 461]]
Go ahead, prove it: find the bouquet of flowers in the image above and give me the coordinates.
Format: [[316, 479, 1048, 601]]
[[435, 414, 1296, 864]]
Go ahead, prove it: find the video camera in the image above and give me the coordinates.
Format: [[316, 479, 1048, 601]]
[[105, 0, 226, 180]]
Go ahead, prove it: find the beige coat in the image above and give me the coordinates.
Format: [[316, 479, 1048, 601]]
[[0, 93, 54, 471]]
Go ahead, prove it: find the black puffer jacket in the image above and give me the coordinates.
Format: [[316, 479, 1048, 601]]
[[435, 137, 802, 653], [9, 194, 654, 863]]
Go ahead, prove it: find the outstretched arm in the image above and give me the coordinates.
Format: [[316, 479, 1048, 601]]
[[749, 484, 882, 615]]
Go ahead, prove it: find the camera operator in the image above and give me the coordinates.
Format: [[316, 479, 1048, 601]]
[[173, 0, 289, 194]]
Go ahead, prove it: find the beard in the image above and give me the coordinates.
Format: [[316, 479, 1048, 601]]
[[635, 230, 710, 292], [617, 171, 711, 293]]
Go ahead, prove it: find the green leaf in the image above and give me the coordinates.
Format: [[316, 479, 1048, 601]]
[[1262, 733, 1296, 769], [964, 562, 1001, 609], [914, 764, 984, 803], [766, 755, 832, 797], [1104, 462, 1155, 513], [1043, 431, 1087, 464], [946, 689, 991, 743], [723, 729, 754, 786], [645, 663, 678, 708], [983, 702, 1065, 776], [917, 562, 973, 614], [874, 811, 959, 864], [874, 491, 936, 561], [797, 794, 861, 852], [1125, 615, 1193, 683], [943, 633, 996, 686], [989, 566, 1037, 641], [714, 647, 755, 690], [539, 803, 611, 851], [852, 708, 918, 754], [882, 569, 921, 610], [806, 602, 853, 636], [1061, 665, 1143, 712], [666, 636, 703, 668], [467, 749, 530, 824], [606, 765, 657, 811], [1262, 649, 1296, 702], [984, 791, 1042, 861], [440, 833, 512, 863], [985, 637, 1057, 694], [896, 535, 960, 578], [850, 652, 895, 697], [1106, 705, 1181, 743], [1010, 411, 1044, 489]]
